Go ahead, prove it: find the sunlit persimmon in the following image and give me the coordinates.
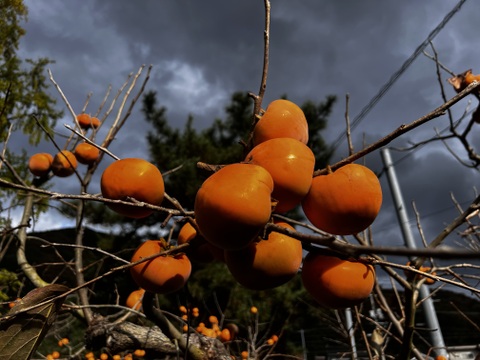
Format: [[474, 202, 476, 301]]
[[125, 288, 145, 311], [225, 222, 302, 290], [101, 158, 164, 218], [51, 150, 78, 177], [77, 113, 100, 129], [130, 240, 191, 294], [74, 142, 100, 165], [194, 163, 274, 250], [28, 153, 53, 177], [302, 163, 382, 235], [301, 252, 375, 309], [253, 99, 308, 146], [245, 137, 315, 213], [177, 221, 224, 263]]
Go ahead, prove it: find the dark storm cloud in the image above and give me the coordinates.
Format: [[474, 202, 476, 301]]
[[15, 0, 480, 241]]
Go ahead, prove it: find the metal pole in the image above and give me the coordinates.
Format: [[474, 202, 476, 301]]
[[345, 308, 358, 360], [300, 329, 307, 360], [380, 147, 448, 359]]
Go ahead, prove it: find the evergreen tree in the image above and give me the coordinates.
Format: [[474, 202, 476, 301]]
[[0, 0, 62, 145]]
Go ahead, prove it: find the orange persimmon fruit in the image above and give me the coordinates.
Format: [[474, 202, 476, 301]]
[[194, 163, 274, 250], [77, 113, 100, 129], [301, 252, 375, 309], [51, 150, 78, 177], [253, 99, 308, 146], [302, 163, 382, 235], [28, 153, 53, 177], [245, 137, 315, 213], [224, 222, 302, 290], [125, 288, 145, 311], [130, 240, 191, 294], [100, 158, 164, 218], [177, 221, 224, 263], [74, 142, 100, 165]]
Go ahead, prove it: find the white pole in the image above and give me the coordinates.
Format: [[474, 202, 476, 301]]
[[380, 147, 448, 359]]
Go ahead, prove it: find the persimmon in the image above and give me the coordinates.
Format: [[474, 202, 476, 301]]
[[74, 142, 100, 165], [302, 163, 382, 235], [218, 328, 231, 342], [225, 222, 303, 290], [130, 240, 191, 294], [125, 288, 145, 311], [194, 163, 274, 250], [28, 153, 53, 177], [245, 137, 315, 213], [301, 251, 375, 309], [100, 158, 164, 218], [177, 221, 224, 263], [51, 150, 78, 177], [77, 113, 100, 129], [253, 99, 308, 146]]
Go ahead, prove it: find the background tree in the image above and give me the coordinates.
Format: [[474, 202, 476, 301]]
[[0, 0, 62, 145]]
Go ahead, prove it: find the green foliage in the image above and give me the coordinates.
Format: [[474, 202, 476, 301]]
[[0, 0, 62, 145], [0, 268, 21, 303]]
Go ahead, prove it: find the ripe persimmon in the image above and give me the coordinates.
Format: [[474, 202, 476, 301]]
[[194, 163, 274, 250], [125, 288, 145, 311], [253, 99, 308, 146], [51, 150, 78, 177], [100, 158, 164, 218], [130, 240, 191, 294], [28, 153, 53, 177], [301, 252, 375, 309], [245, 137, 315, 213], [302, 163, 382, 235], [77, 113, 100, 129], [74, 142, 100, 165], [225, 222, 302, 290], [177, 221, 224, 263]]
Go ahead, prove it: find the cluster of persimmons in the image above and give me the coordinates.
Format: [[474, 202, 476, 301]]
[[29, 100, 384, 314], [28, 114, 101, 178], [102, 99, 384, 312]]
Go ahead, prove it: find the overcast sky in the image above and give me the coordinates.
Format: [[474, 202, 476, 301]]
[[14, 0, 480, 256]]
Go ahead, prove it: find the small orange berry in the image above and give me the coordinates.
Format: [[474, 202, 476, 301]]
[[208, 315, 218, 324], [85, 352, 94, 359], [51, 351, 60, 359], [100, 353, 109, 360], [179, 305, 187, 313], [46, 355, 54, 360], [219, 328, 231, 342], [267, 338, 274, 345], [181, 314, 188, 321], [124, 354, 133, 360], [271, 334, 279, 342], [112, 356, 121, 360], [241, 351, 249, 360], [183, 324, 189, 332], [134, 349, 146, 357], [250, 306, 258, 314]]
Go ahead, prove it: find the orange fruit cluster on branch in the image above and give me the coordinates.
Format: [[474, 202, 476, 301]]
[[187, 98, 382, 302]]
